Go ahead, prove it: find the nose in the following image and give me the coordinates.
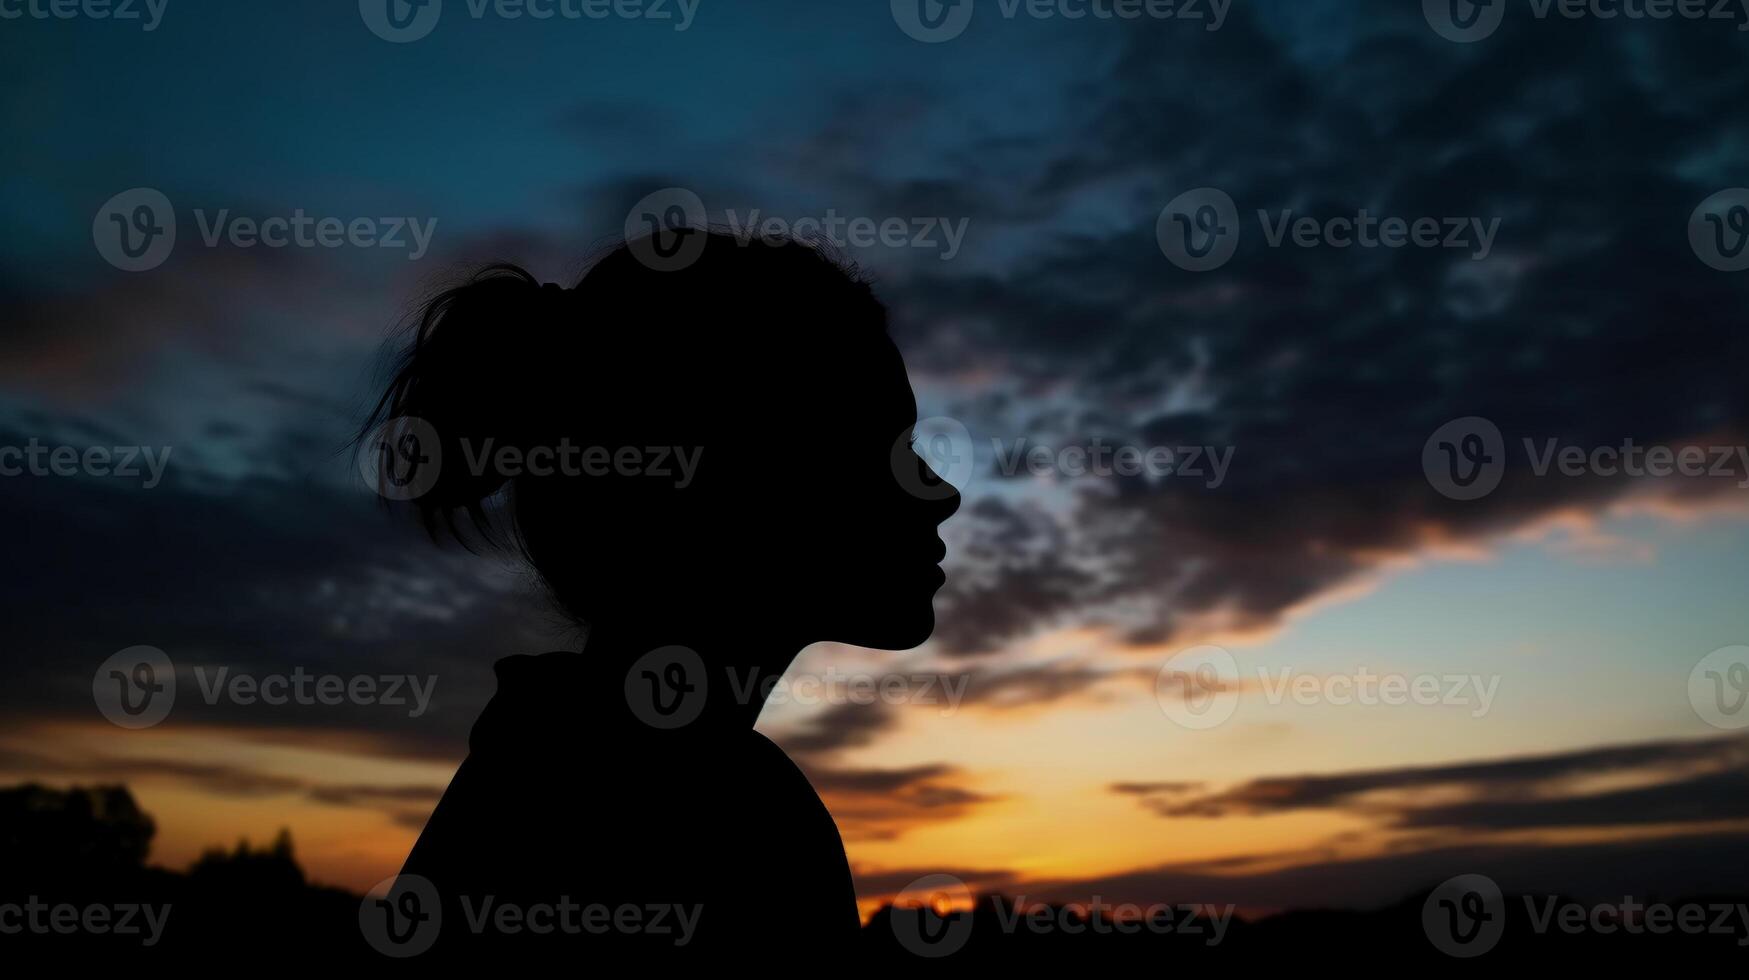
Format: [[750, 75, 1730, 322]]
[[915, 452, 962, 524]]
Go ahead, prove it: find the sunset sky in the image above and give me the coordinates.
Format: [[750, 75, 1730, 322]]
[[4, 0, 1749, 917]]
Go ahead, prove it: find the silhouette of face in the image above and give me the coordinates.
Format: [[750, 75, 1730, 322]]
[[780, 330, 961, 650], [595, 325, 959, 651], [484, 238, 959, 651]]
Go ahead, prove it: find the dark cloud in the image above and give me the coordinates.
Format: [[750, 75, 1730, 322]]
[[0, 744, 444, 826], [771, 700, 904, 757], [1022, 830, 1749, 911], [0, 421, 568, 763], [956, 657, 1154, 709], [801, 761, 998, 843], [1117, 734, 1749, 827], [878, 6, 1749, 654]]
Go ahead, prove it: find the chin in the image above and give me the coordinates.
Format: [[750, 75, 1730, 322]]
[[829, 600, 939, 651]]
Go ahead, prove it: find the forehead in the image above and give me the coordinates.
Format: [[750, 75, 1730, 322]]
[[737, 331, 912, 459]]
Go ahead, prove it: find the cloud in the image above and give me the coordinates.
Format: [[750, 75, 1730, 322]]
[[0, 743, 444, 827], [871, 6, 1749, 654], [1019, 830, 1749, 911], [804, 762, 999, 843], [1116, 734, 1749, 829]]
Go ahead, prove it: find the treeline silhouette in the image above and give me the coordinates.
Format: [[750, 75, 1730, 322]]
[[0, 783, 360, 961], [2, 783, 1742, 966]]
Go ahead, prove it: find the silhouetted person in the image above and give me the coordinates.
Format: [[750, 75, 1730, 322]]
[[358, 231, 959, 959]]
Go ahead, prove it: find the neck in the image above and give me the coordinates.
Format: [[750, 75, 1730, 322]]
[[584, 620, 805, 731]]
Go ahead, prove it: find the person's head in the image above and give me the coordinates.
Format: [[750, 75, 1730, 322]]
[[360, 231, 959, 650]]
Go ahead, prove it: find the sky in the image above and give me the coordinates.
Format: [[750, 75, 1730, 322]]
[[3, 0, 1749, 916]]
